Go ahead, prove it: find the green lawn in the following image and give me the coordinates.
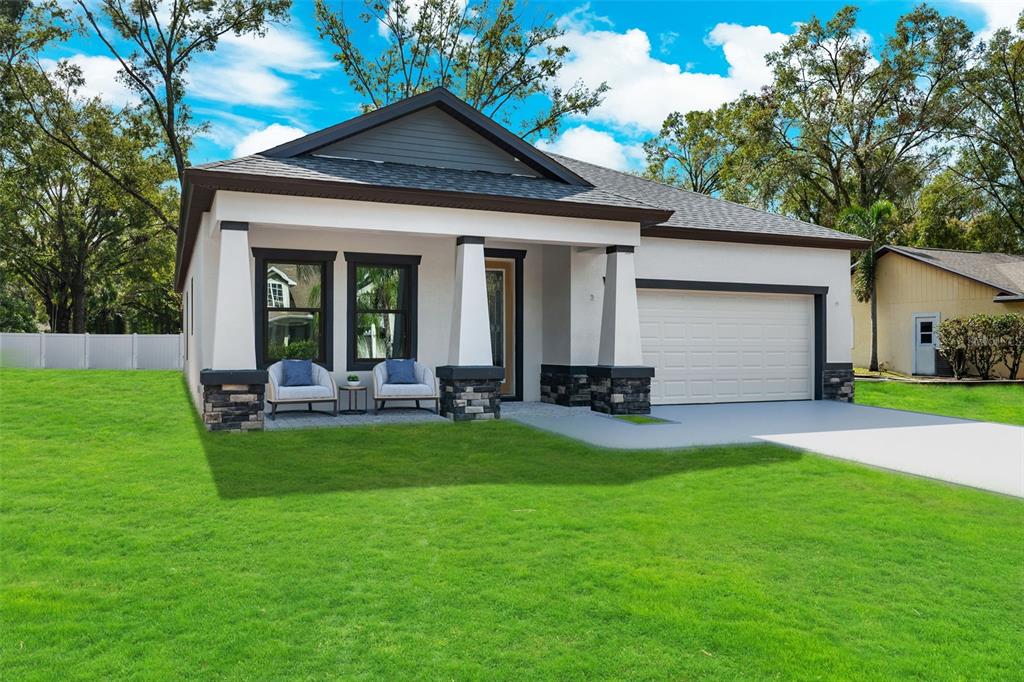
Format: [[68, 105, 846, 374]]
[[2, 370, 1022, 680], [856, 381, 1024, 426]]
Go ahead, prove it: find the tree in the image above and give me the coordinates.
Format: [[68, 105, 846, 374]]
[[642, 107, 737, 196], [0, 79, 177, 333], [838, 200, 898, 372], [750, 6, 972, 227], [74, 0, 290, 184], [956, 12, 1024, 252], [314, 0, 607, 139], [0, 266, 38, 332]]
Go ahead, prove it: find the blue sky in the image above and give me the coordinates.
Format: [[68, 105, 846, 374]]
[[45, 0, 1020, 169]]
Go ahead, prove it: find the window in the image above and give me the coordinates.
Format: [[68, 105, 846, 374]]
[[919, 320, 933, 345], [346, 252, 420, 370], [253, 249, 336, 369]]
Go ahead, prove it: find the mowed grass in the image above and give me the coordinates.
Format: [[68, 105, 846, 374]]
[[2, 370, 1022, 680], [856, 381, 1024, 425]]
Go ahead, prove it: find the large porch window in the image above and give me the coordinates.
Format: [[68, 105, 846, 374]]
[[345, 252, 421, 371], [253, 249, 336, 369]]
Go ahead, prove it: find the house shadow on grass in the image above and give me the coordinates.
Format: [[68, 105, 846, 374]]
[[200, 418, 802, 499]]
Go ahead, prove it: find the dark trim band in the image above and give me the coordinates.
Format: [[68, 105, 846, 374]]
[[457, 236, 485, 246], [436, 365, 506, 381], [587, 365, 655, 379], [636, 279, 829, 296], [541, 364, 593, 374], [642, 226, 869, 251], [606, 245, 635, 254], [484, 248, 527, 260], [200, 369, 268, 385], [252, 248, 337, 262], [824, 362, 854, 370], [220, 220, 249, 231], [343, 252, 422, 266]]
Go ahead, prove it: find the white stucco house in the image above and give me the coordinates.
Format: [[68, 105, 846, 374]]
[[175, 88, 867, 430]]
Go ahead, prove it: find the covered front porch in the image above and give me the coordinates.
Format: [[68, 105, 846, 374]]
[[187, 192, 655, 430]]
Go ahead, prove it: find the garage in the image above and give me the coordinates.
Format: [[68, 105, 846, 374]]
[[638, 289, 815, 405]]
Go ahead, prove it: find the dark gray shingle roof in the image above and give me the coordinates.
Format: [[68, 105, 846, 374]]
[[195, 150, 867, 246], [194, 154, 660, 211], [545, 153, 865, 244], [883, 246, 1024, 297]]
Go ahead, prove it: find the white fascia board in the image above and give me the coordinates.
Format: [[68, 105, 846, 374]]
[[209, 190, 641, 247]]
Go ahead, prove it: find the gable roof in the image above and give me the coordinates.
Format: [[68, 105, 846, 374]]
[[260, 87, 590, 186], [877, 245, 1024, 300], [546, 154, 869, 250], [174, 88, 868, 290]]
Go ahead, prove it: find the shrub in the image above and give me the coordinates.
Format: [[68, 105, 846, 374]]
[[267, 339, 318, 361], [937, 317, 971, 378], [966, 315, 1004, 379], [993, 313, 1024, 379]]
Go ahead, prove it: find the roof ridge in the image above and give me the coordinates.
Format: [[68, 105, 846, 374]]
[[893, 244, 1024, 259], [544, 151, 862, 241]]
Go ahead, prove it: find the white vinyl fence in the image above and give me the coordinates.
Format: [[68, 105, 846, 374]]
[[0, 333, 183, 370]]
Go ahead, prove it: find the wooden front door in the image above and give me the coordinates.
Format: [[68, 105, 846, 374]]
[[485, 259, 515, 397]]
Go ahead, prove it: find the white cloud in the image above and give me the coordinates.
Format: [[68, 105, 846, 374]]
[[231, 123, 306, 157], [536, 126, 643, 170], [957, 0, 1024, 39], [553, 13, 788, 133], [191, 25, 335, 108], [40, 54, 137, 107]]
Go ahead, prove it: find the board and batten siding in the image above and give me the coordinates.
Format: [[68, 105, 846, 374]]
[[312, 107, 541, 177], [852, 253, 1024, 377]]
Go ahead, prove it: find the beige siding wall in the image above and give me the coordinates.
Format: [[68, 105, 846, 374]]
[[852, 254, 1024, 377]]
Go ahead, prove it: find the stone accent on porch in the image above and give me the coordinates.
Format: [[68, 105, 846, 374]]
[[437, 365, 504, 421], [200, 370, 268, 432], [540, 365, 592, 407], [823, 365, 855, 403], [588, 366, 653, 415]]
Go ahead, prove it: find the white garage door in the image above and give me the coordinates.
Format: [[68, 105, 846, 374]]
[[638, 290, 814, 405]]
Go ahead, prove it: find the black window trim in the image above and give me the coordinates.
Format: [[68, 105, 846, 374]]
[[484, 248, 525, 402], [344, 251, 421, 371], [252, 248, 337, 370]]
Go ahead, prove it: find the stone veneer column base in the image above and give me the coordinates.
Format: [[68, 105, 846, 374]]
[[199, 369, 268, 432], [822, 365, 855, 402], [436, 365, 504, 421], [588, 366, 654, 415], [540, 364, 592, 406]]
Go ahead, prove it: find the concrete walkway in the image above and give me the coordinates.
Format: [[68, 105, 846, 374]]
[[506, 401, 1024, 498]]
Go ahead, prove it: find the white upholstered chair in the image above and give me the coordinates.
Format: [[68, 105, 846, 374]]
[[265, 361, 338, 419], [372, 361, 439, 413]]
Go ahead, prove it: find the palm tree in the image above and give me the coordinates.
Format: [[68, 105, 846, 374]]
[[838, 200, 897, 373]]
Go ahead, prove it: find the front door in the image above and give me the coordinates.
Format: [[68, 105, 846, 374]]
[[485, 259, 515, 397], [913, 314, 939, 375]]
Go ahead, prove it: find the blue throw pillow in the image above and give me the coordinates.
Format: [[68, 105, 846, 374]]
[[386, 359, 417, 384], [281, 359, 314, 386]]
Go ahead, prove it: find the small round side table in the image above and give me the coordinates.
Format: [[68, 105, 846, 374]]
[[338, 385, 368, 415]]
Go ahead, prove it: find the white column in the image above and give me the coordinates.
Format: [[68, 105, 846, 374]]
[[598, 246, 644, 366], [211, 221, 257, 369], [448, 236, 493, 366]]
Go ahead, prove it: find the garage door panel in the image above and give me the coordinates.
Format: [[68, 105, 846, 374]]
[[639, 290, 813, 404]]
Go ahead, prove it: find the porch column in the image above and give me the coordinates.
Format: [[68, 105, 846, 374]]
[[438, 236, 503, 421], [590, 245, 653, 415], [202, 220, 266, 432]]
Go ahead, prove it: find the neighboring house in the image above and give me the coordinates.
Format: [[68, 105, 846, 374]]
[[175, 88, 867, 430], [852, 246, 1024, 377]]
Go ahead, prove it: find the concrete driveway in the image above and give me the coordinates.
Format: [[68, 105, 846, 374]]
[[504, 401, 1024, 498]]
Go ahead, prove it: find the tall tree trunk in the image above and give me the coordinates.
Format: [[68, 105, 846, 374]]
[[71, 268, 87, 333], [869, 278, 879, 373]]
